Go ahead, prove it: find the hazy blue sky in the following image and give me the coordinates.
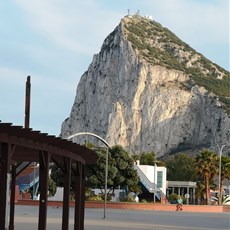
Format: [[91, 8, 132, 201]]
[[0, 0, 229, 136]]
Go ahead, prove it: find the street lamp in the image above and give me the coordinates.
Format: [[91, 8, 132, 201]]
[[67, 132, 110, 218], [217, 144, 225, 205], [104, 147, 108, 218], [153, 159, 160, 203], [154, 161, 157, 203]]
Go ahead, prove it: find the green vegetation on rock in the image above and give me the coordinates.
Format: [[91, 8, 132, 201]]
[[123, 16, 230, 112]]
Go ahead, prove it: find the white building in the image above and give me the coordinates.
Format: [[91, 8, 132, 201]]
[[134, 161, 167, 202], [135, 164, 167, 195]]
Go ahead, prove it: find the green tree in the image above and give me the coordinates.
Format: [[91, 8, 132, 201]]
[[86, 147, 118, 193], [165, 154, 196, 181], [50, 163, 64, 187], [50, 144, 140, 199], [195, 149, 218, 205], [133, 152, 165, 166], [139, 152, 156, 165], [48, 177, 57, 197], [87, 145, 140, 196], [219, 156, 230, 203], [195, 181, 205, 204], [109, 145, 140, 194], [50, 163, 79, 198]]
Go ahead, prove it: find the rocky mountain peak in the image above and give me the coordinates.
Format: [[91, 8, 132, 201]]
[[61, 15, 230, 157], [122, 16, 225, 77]]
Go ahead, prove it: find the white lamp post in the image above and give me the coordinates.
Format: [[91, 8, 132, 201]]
[[154, 162, 157, 203], [217, 144, 225, 205], [67, 132, 110, 218]]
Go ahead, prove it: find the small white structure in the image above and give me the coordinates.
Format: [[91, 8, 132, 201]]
[[135, 164, 167, 195], [145, 15, 153, 20]]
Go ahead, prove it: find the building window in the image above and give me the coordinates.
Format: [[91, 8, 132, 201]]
[[157, 171, 163, 188]]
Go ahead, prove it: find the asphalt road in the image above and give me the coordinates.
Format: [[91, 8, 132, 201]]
[[14, 205, 230, 230]]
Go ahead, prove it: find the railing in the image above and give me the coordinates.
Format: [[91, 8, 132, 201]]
[[16, 167, 39, 192], [134, 165, 169, 203], [134, 165, 155, 192], [16, 162, 32, 175], [134, 165, 161, 199]]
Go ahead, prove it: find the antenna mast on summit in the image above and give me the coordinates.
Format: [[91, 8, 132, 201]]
[[128, 9, 130, 16]]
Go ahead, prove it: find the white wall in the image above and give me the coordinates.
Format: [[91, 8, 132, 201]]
[[91, 188, 125, 202], [48, 187, 63, 201], [138, 165, 167, 195]]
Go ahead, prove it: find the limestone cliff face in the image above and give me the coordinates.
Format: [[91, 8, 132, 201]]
[[61, 16, 230, 157]]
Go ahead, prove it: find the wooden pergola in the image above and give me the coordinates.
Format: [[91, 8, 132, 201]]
[[0, 122, 97, 230]]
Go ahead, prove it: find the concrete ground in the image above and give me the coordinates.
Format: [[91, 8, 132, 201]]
[[13, 205, 230, 230]]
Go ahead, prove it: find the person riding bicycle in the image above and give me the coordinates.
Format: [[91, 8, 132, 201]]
[[176, 196, 183, 211]]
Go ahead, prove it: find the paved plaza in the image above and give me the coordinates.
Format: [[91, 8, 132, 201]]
[[14, 205, 230, 230]]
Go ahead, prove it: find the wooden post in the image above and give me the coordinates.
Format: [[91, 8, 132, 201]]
[[62, 158, 72, 230], [80, 165, 86, 230], [38, 151, 50, 230], [74, 162, 83, 230], [0, 143, 11, 230], [24, 76, 31, 129], [9, 164, 16, 230]]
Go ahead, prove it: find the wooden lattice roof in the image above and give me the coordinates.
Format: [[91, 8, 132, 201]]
[[0, 122, 97, 164]]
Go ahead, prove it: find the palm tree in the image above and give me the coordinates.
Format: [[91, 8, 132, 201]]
[[219, 156, 230, 203], [195, 181, 205, 204], [195, 149, 218, 205]]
